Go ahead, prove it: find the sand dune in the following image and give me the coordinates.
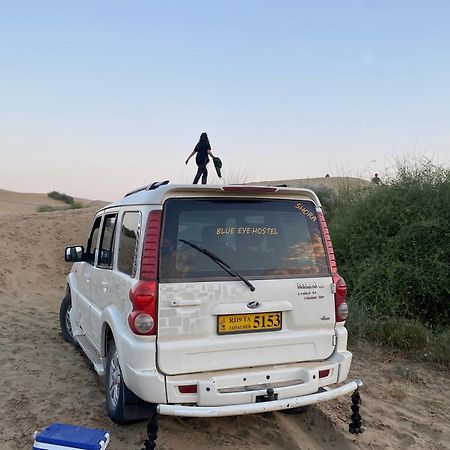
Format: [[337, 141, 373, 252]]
[[0, 188, 106, 215], [249, 176, 370, 193], [0, 190, 448, 450]]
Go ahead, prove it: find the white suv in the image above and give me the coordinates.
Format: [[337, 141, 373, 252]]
[[60, 182, 362, 424]]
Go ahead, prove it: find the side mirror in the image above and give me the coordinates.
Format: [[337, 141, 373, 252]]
[[65, 246, 84, 262]]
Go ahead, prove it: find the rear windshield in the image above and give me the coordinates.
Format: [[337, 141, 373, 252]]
[[159, 198, 329, 281]]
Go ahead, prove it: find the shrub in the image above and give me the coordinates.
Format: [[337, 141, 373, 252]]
[[69, 201, 84, 209], [393, 364, 421, 383], [348, 303, 429, 352], [430, 328, 450, 367], [37, 205, 60, 212], [48, 191, 75, 205], [329, 160, 450, 329], [37, 202, 84, 213]]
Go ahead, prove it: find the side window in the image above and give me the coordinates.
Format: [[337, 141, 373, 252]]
[[118, 212, 141, 277], [97, 214, 118, 269], [86, 216, 102, 265]]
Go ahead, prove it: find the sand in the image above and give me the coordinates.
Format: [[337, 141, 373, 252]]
[[0, 188, 106, 216], [249, 177, 370, 194], [0, 189, 448, 450]]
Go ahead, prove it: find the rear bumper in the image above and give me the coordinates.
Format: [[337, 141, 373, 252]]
[[158, 378, 363, 417]]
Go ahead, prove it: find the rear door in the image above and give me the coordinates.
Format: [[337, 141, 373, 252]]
[[157, 197, 335, 375]]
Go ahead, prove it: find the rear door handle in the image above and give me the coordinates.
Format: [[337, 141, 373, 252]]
[[170, 300, 201, 307]]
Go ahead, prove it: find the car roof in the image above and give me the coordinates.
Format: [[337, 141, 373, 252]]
[[97, 183, 322, 213]]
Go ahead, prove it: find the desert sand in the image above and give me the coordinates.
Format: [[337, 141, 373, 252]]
[[249, 177, 370, 193], [0, 189, 448, 450]]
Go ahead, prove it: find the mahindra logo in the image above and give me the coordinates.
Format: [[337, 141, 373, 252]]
[[247, 301, 261, 310]]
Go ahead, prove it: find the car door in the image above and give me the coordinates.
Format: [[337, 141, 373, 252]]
[[89, 211, 118, 351], [72, 214, 102, 338]]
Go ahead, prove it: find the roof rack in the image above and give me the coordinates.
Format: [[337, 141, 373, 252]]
[[124, 180, 170, 198]]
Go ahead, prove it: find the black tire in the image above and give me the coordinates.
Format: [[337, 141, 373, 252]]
[[281, 405, 310, 415], [59, 291, 79, 347], [105, 342, 127, 424], [105, 341, 156, 424]]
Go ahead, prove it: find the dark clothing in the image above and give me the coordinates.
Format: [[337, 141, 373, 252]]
[[212, 156, 222, 178], [193, 164, 208, 184], [193, 140, 211, 184], [194, 140, 211, 165]]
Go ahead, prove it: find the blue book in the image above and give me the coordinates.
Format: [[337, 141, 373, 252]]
[[33, 423, 110, 450]]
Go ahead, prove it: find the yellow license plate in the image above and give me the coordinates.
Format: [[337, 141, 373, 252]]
[[217, 312, 282, 335]]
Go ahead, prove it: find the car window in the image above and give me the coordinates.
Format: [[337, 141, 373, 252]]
[[160, 199, 329, 281], [97, 214, 117, 269], [86, 216, 102, 265], [118, 212, 141, 277]]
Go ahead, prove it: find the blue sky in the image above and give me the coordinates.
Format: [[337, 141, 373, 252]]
[[1, 0, 449, 200]]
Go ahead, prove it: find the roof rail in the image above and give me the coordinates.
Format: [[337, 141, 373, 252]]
[[124, 180, 170, 198]]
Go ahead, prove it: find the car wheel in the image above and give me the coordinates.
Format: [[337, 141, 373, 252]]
[[105, 341, 156, 424], [106, 342, 127, 424], [59, 291, 79, 347]]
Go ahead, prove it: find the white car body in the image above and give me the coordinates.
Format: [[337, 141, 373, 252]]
[[64, 183, 361, 420]]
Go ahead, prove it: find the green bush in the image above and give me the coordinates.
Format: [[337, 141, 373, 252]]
[[430, 328, 450, 366], [37, 205, 60, 212], [48, 190, 75, 205], [37, 202, 84, 213], [69, 201, 84, 209], [329, 160, 450, 329], [348, 304, 429, 351]]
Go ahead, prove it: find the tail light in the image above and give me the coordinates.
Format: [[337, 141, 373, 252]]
[[128, 210, 162, 336], [317, 211, 348, 323], [178, 384, 198, 394], [128, 281, 157, 334], [333, 273, 348, 322], [319, 369, 330, 379]]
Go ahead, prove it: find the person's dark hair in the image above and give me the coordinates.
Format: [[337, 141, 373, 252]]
[[197, 132, 211, 150], [198, 133, 209, 145]]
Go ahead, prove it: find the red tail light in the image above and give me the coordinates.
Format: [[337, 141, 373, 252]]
[[332, 272, 348, 322], [128, 281, 157, 335], [317, 211, 348, 322], [319, 369, 330, 379], [128, 211, 162, 335], [178, 384, 198, 394]]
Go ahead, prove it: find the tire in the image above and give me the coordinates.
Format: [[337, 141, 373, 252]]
[[105, 341, 156, 424], [59, 291, 79, 347], [281, 405, 310, 415], [105, 342, 128, 424]]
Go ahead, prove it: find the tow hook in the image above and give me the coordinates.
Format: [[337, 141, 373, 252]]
[[266, 387, 275, 401], [256, 387, 278, 403], [349, 389, 364, 434]]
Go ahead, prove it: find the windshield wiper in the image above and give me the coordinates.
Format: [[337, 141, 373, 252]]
[[179, 238, 255, 292]]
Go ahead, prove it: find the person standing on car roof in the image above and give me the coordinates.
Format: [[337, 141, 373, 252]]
[[185, 132, 215, 184]]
